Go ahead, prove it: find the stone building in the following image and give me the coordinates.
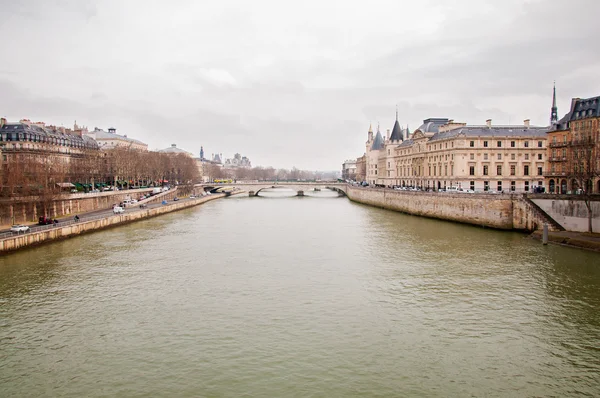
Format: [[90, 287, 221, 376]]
[[355, 154, 366, 182], [341, 159, 357, 181], [224, 153, 251, 168], [0, 118, 100, 195], [360, 111, 547, 192], [84, 126, 148, 151], [545, 92, 600, 194]]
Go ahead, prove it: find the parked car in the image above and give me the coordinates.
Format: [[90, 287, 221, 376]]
[[71, 189, 78, 193], [10, 225, 30, 233], [173, 196, 179, 201], [190, 195, 196, 199], [38, 216, 54, 225], [113, 206, 124, 214]]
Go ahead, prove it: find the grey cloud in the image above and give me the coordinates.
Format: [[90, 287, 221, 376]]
[[1, 0, 598, 170]]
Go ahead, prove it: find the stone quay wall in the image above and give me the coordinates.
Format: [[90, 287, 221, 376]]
[[0, 194, 224, 254], [345, 186, 550, 231], [0, 189, 156, 226]]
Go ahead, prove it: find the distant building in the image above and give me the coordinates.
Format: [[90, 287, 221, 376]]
[[355, 154, 366, 182], [84, 126, 148, 151], [157, 144, 194, 157], [224, 153, 251, 168], [341, 159, 357, 181]]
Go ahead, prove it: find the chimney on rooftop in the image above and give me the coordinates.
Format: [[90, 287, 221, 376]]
[[386, 129, 390, 141], [0, 117, 6, 128], [171, 144, 176, 147], [524, 119, 530, 128], [486, 119, 492, 128]]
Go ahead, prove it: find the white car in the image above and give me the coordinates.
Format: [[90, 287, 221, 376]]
[[113, 206, 124, 214], [11, 225, 30, 233]]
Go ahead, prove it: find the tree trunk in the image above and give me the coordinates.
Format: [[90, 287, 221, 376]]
[[584, 198, 593, 233]]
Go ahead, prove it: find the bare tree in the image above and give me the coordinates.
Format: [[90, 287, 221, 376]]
[[570, 134, 599, 232]]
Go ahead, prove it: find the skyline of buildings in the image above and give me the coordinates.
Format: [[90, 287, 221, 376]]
[[347, 85, 600, 195]]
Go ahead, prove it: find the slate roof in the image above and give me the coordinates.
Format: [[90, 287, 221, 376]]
[[397, 138, 414, 148], [389, 119, 403, 141], [550, 95, 600, 132], [1, 123, 98, 149], [429, 125, 547, 142], [92, 128, 146, 146], [416, 118, 449, 133], [158, 144, 193, 155], [371, 130, 385, 150], [571, 96, 600, 120]]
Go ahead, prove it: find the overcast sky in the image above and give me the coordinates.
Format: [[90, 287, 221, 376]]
[[1, 0, 599, 170]]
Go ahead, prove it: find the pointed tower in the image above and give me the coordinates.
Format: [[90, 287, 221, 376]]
[[200, 146, 204, 160], [368, 123, 373, 142], [550, 82, 558, 125], [371, 124, 384, 150], [389, 106, 403, 142]]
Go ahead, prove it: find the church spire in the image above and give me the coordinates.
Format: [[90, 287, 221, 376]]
[[396, 105, 398, 121], [550, 81, 558, 125], [368, 123, 373, 133]]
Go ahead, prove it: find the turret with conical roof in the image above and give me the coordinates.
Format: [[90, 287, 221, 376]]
[[389, 106, 404, 142], [371, 124, 385, 150], [367, 123, 373, 142]]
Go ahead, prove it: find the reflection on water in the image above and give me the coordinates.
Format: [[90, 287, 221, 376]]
[[1, 196, 599, 397]]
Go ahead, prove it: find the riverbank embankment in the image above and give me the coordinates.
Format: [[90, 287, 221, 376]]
[[529, 230, 600, 252], [344, 185, 551, 231], [0, 194, 224, 254]]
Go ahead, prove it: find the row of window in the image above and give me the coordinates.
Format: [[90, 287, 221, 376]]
[[470, 153, 543, 161], [470, 140, 543, 148], [469, 165, 543, 176]]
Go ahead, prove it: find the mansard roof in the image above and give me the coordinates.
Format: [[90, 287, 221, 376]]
[[371, 130, 385, 150], [429, 125, 547, 142], [1, 122, 99, 149], [416, 118, 449, 133], [550, 95, 600, 132], [389, 119, 403, 141], [571, 96, 600, 120]]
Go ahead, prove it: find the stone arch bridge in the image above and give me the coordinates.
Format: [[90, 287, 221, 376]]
[[200, 182, 347, 197]]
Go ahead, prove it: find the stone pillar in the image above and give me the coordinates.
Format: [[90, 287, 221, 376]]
[[249, 191, 255, 197], [297, 191, 304, 196]]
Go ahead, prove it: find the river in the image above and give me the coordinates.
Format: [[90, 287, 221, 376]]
[[1, 189, 599, 397]]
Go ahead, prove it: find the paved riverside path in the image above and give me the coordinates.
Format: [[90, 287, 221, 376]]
[[0, 192, 204, 240], [530, 230, 600, 252]]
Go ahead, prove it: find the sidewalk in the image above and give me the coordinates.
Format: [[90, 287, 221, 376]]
[[530, 230, 600, 252]]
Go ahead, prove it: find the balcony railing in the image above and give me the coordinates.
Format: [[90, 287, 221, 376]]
[[549, 142, 567, 148]]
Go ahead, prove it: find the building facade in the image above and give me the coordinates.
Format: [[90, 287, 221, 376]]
[[341, 159, 357, 181], [355, 155, 366, 182], [360, 112, 548, 192], [545, 94, 600, 194], [0, 118, 101, 195]]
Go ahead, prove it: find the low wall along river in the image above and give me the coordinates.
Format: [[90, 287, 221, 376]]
[[344, 185, 554, 231], [0, 194, 224, 254]]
